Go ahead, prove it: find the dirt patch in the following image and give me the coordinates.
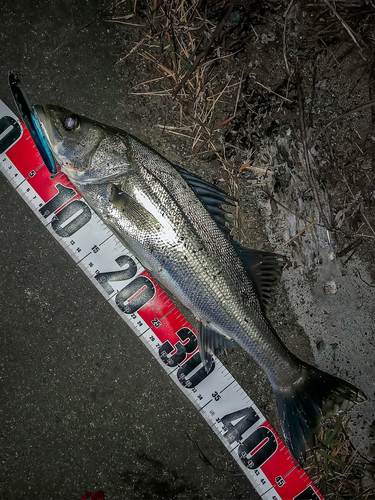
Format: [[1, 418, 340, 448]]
[[110, 0, 375, 496]]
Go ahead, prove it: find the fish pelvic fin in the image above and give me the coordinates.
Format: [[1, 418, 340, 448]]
[[197, 322, 233, 373], [275, 363, 367, 462]]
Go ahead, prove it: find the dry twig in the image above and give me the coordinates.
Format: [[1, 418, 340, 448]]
[[273, 219, 317, 252], [173, 1, 238, 96], [316, 99, 375, 140]]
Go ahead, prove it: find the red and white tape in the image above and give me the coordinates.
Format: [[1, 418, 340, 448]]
[[0, 100, 323, 500]]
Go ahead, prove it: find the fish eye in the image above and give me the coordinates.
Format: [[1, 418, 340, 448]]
[[64, 115, 80, 131]]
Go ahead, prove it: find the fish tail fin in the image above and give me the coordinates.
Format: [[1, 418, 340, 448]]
[[274, 363, 366, 461]]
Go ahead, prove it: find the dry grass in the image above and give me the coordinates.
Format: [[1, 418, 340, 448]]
[[110, 0, 375, 244], [305, 415, 375, 499], [111, 0, 269, 203]]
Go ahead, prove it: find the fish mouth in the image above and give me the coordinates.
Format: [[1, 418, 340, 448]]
[[62, 168, 128, 187], [34, 105, 63, 147], [34, 105, 87, 182], [9, 73, 58, 174]]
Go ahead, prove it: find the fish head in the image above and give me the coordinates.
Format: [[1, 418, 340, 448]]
[[35, 105, 130, 185]]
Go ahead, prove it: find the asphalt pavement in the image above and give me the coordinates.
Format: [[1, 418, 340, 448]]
[[0, 1, 257, 498]]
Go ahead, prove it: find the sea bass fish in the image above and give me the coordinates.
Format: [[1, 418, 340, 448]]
[[36, 104, 366, 460]]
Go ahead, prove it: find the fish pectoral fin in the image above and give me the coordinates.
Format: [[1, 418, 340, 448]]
[[232, 242, 286, 313], [109, 184, 160, 230], [176, 166, 236, 237], [197, 322, 233, 373]]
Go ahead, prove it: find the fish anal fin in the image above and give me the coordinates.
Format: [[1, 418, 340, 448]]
[[233, 242, 285, 312], [197, 322, 233, 373]]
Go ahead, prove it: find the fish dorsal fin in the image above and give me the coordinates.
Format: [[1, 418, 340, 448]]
[[232, 242, 285, 312], [197, 322, 233, 373], [176, 166, 236, 236]]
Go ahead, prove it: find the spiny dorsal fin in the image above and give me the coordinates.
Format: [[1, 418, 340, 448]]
[[232, 242, 285, 312], [176, 166, 237, 237], [197, 322, 233, 373]]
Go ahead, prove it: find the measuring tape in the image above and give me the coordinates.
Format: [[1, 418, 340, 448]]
[[0, 99, 324, 500]]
